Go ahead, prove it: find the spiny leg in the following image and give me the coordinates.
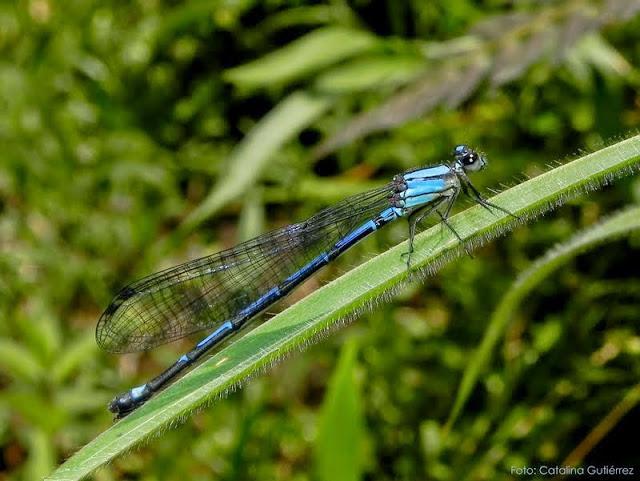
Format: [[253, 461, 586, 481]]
[[463, 178, 520, 220], [432, 188, 471, 257], [428, 186, 473, 259], [435, 191, 474, 258], [401, 198, 447, 268], [436, 212, 473, 258]]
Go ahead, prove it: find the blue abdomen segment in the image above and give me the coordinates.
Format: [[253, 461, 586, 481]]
[[130, 384, 149, 401], [196, 320, 235, 348], [281, 253, 330, 289], [379, 207, 402, 221], [237, 287, 281, 321], [334, 220, 378, 250]]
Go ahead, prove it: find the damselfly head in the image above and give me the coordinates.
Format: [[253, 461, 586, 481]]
[[453, 144, 486, 172]]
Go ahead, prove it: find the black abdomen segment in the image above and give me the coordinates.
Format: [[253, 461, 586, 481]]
[[107, 210, 399, 418]]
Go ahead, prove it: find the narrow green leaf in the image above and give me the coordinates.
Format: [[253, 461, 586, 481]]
[[0, 339, 44, 383], [237, 187, 266, 243], [264, 177, 381, 204], [312, 57, 490, 159], [314, 55, 425, 94], [574, 33, 632, 78], [51, 332, 98, 384], [314, 339, 364, 481], [224, 27, 378, 90], [25, 428, 56, 481], [180, 91, 331, 232], [446, 203, 640, 429], [259, 5, 360, 34], [46, 135, 640, 481], [563, 381, 640, 466], [15, 305, 61, 362]]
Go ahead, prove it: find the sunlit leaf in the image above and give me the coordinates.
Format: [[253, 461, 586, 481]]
[[314, 55, 425, 94], [224, 27, 378, 90]]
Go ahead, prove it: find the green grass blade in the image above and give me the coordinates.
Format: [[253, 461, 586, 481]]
[[46, 134, 640, 480], [314, 339, 364, 481], [0, 339, 44, 383], [446, 204, 640, 430], [223, 27, 378, 90], [314, 55, 425, 94], [562, 381, 640, 466]]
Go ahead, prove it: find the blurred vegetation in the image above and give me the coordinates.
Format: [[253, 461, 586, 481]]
[[1, 0, 640, 480]]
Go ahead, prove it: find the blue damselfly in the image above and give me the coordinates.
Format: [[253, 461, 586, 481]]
[[97, 145, 515, 418]]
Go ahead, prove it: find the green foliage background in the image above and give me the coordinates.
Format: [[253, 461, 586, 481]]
[[1, 1, 640, 480]]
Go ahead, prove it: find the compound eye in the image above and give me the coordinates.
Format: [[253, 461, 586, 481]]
[[463, 150, 486, 171], [453, 144, 485, 171], [463, 152, 478, 165]]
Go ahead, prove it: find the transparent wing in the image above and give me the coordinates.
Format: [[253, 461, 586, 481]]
[[96, 184, 394, 353]]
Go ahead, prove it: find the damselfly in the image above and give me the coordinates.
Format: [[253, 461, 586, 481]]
[[97, 145, 515, 418]]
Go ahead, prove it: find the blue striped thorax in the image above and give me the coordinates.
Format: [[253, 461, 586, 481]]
[[389, 144, 487, 216]]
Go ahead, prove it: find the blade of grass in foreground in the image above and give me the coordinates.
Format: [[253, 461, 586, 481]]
[[46, 135, 640, 481], [446, 203, 640, 431]]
